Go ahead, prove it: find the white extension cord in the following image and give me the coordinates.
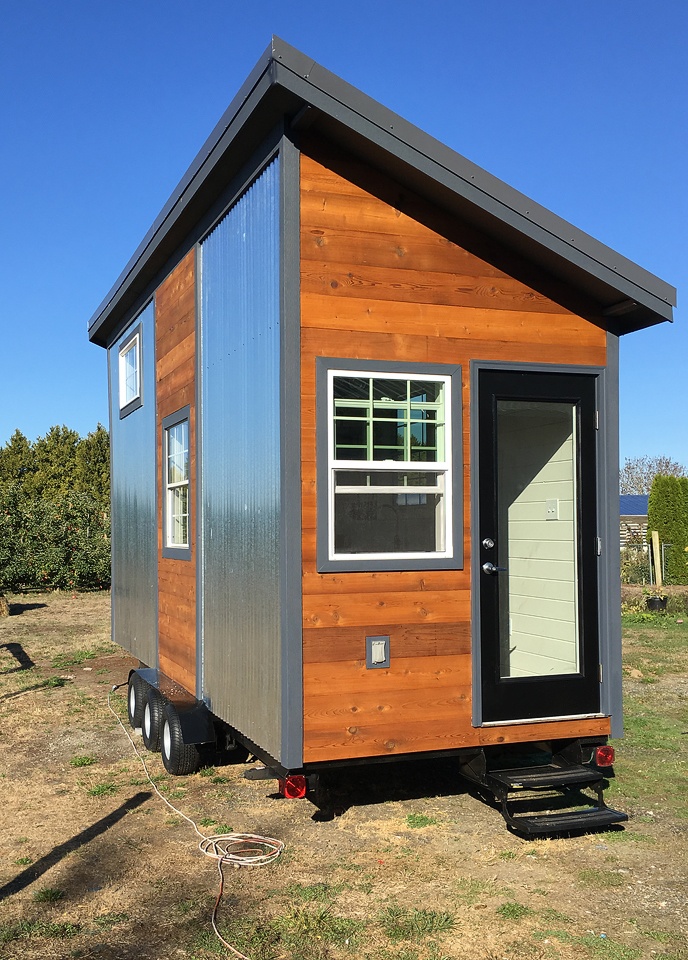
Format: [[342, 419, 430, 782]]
[[107, 683, 284, 959]]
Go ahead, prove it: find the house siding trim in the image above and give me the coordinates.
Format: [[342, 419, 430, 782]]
[[279, 128, 304, 768]]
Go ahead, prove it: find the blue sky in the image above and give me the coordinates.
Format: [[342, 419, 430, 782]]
[[1, 1, 685, 465]]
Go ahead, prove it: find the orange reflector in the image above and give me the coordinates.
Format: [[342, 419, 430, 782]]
[[594, 745, 615, 767], [278, 775, 307, 799]]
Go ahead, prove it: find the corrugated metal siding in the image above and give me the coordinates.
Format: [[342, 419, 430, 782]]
[[200, 158, 282, 758], [109, 302, 158, 666]]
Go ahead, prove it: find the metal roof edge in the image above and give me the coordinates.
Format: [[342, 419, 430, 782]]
[[88, 36, 676, 345], [88, 38, 279, 340], [270, 38, 676, 316]]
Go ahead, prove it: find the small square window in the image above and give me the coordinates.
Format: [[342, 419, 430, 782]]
[[118, 324, 143, 417]]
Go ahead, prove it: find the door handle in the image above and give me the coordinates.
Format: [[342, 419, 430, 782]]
[[482, 562, 507, 575]]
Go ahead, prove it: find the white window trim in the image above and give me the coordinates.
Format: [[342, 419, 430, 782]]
[[162, 407, 192, 560], [117, 325, 142, 417], [326, 367, 454, 564], [165, 423, 189, 549]]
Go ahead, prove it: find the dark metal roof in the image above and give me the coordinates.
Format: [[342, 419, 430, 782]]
[[619, 495, 649, 517], [88, 36, 676, 347]]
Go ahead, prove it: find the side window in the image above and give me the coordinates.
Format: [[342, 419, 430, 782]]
[[317, 359, 462, 572], [118, 323, 143, 417], [162, 407, 191, 560]]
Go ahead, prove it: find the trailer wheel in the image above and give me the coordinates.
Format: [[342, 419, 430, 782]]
[[161, 703, 201, 776], [142, 687, 164, 752], [127, 673, 148, 729]]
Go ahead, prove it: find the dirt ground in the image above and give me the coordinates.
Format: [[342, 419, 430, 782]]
[[0, 592, 686, 960]]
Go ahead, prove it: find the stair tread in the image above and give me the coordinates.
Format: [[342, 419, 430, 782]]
[[488, 763, 602, 790], [508, 806, 628, 835]]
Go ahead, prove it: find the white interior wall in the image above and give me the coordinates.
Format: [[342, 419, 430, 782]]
[[497, 403, 579, 678]]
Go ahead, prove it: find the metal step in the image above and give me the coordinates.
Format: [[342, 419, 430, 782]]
[[505, 806, 628, 836], [488, 762, 602, 792]]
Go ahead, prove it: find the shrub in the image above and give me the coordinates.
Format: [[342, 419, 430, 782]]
[[647, 475, 688, 585], [0, 484, 110, 591]]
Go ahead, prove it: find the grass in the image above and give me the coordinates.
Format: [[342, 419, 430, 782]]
[[285, 881, 345, 903], [87, 781, 118, 797], [51, 649, 98, 669], [496, 901, 532, 920], [454, 877, 495, 905], [92, 912, 130, 929], [608, 617, 688, 820], [533, 929, 643, 959], [70, 754, 97, 767], [578, 868, 627, 889], [380, 904, 456, 942], [0, 919, 80, 943], [406, 812, 438, 828], [191, 907, 364, 960], [3, 593, 687, 960], [32, 887, 64, 903], [279, 904, 363, 944], [621, 616, 687, 677]]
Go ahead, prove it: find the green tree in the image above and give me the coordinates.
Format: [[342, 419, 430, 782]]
[[620, 455, 687, 495], [0, 424, 111, 592], [75, 424, 110, 505], [647, 475, 688, 585], [0, 483, 30, 590], [27, 425, 80, 499], [0, 429, 34, 488]]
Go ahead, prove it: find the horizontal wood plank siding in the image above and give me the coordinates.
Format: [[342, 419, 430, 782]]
[[300, 139, 609, 763], [156, 249, 197, 693]]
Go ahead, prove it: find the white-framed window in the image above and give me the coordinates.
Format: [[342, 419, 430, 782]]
[[162, 407, 191, 559], [317, 360, 462, 572], [118, 324, 142, 416]]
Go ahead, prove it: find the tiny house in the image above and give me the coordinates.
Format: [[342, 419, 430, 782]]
[[89, 39, 675, 833]]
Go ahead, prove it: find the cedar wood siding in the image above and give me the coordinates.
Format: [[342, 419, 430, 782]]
[[156, 249, 197, 692], [299, 138, 610, 763]]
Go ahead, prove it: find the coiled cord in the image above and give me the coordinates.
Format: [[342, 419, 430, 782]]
[[107, 683, 284, 958]]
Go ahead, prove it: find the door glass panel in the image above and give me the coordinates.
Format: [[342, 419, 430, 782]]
[[496, 400, 580, 678]]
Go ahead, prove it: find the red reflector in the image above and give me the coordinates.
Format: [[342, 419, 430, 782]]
[[594, 745, 615, 767], [278, 775, 307, 799]]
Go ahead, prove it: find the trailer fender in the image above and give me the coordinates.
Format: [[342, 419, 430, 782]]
[[130, 667, 215, 745]]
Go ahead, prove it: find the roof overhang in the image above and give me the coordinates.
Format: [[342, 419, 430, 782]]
[[88, 36, 676, 347]]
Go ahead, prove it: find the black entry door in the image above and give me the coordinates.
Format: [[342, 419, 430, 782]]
[[477, 369, 600, 723]]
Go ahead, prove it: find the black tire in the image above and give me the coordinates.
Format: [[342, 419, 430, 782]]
[[127, 673, 148, 729], [142, 687, 164, 752], [161, 703, 201, 776]]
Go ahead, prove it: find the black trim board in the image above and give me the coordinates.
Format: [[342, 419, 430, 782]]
[[279, 128, 304, 769]]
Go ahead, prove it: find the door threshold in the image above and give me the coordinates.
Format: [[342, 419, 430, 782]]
[[480, 713, 606, 727]]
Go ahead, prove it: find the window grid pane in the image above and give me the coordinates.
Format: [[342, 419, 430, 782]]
[[165, 419, 190, 548], [334, 377, 445, 464], [120, 338, 140, 407]]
